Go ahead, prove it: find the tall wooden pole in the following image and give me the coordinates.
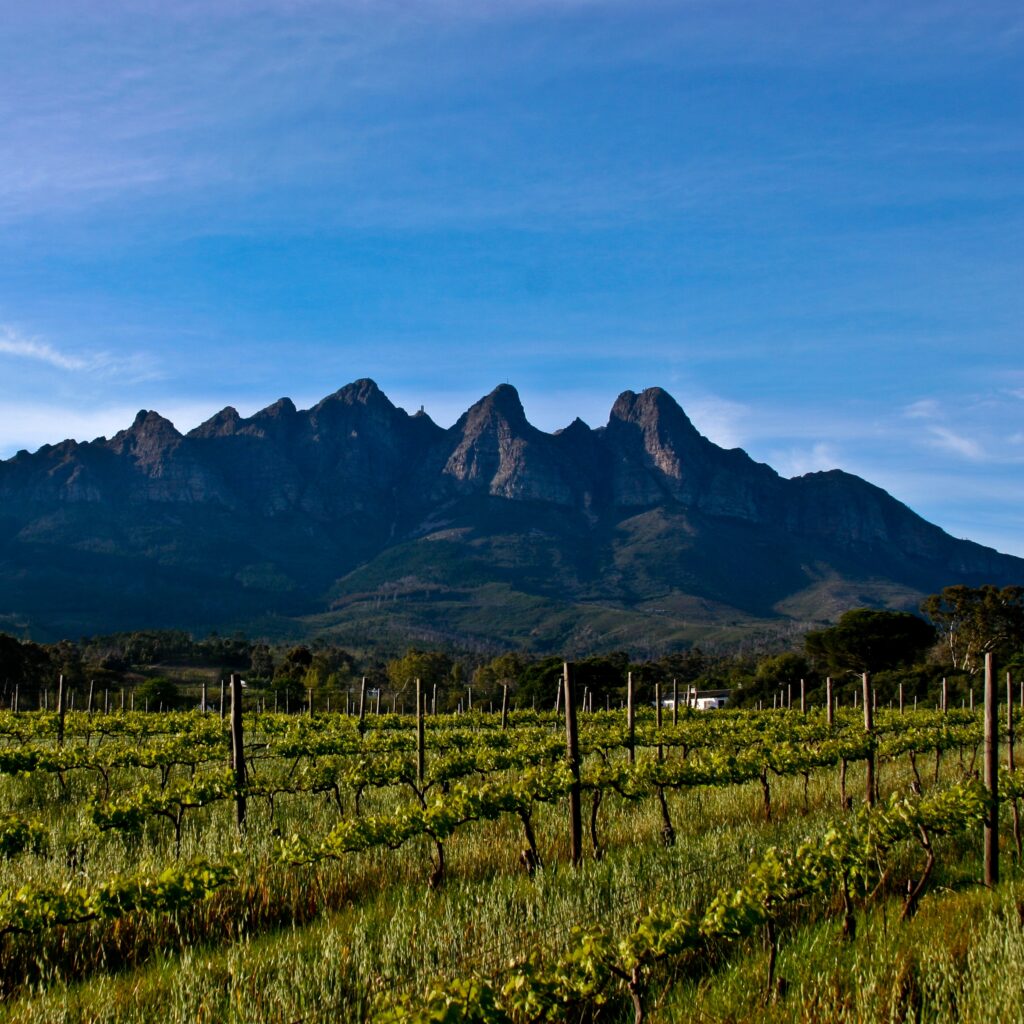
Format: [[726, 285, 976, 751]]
[[800, 678, 806, 715], [1008, 671, 1022, 860], [672, 678, 678, 727], [626, 671, 635, 765], [564, 662, 582, 866], [230, 673, 247, 829], [87, 679, 95, 714], [984, 653, 998, 886], [898, 682, 904, 713], [55, 674, 66, 747], [655, 681, 663, 761], [863, 673, 875, 808], [501, 684, 509, 730], [359, 677, 367, 723], [416, 678, 425, 787], [826, 677, 833, 727], [1009, 672, 1016, 772]]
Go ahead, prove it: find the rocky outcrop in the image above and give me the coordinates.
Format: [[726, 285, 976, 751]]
[[0, 379, 1020, 640]]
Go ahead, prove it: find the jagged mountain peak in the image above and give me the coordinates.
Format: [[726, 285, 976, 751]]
[[189, 406, 242, 439], [253, 397, 298, 420], [555, 416, 594, 439], [108, 410, 182, 451], [608, 386, 701, 438], [455, 383, 528, 431], [129, 409, 180, 435], [1, 378, 1021, 646], [315, 378, 391, 411]]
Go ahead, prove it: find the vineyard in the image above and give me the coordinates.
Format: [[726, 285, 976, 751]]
[[1, 663, 1023, 1023]]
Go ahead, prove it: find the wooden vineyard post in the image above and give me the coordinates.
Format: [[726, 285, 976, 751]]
[[826, 677, 833, 727], [1009, 671, 1022, 859], [672, 678, 678, 727], [230, 673, 247, 829], [201, 680, 207, 713], [899, 682, 904, 714], [501, 684, 509, 731], [359, 677, 367, 724], [432, 682, 437, 716], [220, 679, 226, 720], [655, 681, 663, 761], [627, 671, 636, 765], [800, 678, 806, 715], [942, 677, 947, 714], [787, 683, 792, 710], [55, 675, 66, 747], [984, 653, 998, 886], [564, 662, 582, 866], [467, 686, 473, 712], [87, 679, 95, 714], [416, 678, 425, 786], [863, 673, 875, 808], [308, 688, 313, 717], [555, 683, 561, 716]]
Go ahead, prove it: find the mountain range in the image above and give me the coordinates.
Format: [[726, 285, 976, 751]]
[[1, 379, 1020, 654]]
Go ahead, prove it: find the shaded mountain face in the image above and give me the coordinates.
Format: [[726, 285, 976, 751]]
[[0, 379, 1020, 650]]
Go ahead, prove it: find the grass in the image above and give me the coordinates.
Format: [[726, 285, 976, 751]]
[[0, 712, 1021, 1022]]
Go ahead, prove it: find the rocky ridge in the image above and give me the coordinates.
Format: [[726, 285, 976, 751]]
[[0, 380, 1019, 648]]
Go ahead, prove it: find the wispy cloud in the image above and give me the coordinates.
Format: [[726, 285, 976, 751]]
[[903, 398, 940, 420], [0, 327, 88, 371], [926, 425, 986, 460], [0, 325, 162, 383]]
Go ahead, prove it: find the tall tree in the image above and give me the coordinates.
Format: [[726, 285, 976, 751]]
[[805, 608, 935, 675], [921, 585, 1024, 674]]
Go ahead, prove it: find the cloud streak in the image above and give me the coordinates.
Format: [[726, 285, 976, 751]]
[[0, 325, 162, 383], [0, 327, 88, 371]]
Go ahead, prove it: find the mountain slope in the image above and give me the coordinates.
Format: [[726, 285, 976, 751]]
[[0, 380, 1019, 651]]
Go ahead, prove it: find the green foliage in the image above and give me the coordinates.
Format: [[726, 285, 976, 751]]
[[387, 650, 455, 698], [135, 677, 179, 709], [805, 608, 935, 676], [248, 643, 275, 681], [921, 584, 1024, 674]]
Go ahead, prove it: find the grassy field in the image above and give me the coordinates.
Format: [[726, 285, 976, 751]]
[[0, 705, 1021, 1023]]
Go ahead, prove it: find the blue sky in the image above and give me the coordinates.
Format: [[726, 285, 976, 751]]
[[1, 1, 1022, 554]]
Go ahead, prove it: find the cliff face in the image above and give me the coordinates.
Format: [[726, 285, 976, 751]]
[[0, 379, 1020, 646]]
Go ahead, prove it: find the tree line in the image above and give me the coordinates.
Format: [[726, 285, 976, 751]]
[[1, 584, 1020, 711]]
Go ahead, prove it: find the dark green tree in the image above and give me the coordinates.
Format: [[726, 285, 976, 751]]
[[921, 585, 1024, 674], [805, 608, 935, 676], [136, 676, 179, 709]]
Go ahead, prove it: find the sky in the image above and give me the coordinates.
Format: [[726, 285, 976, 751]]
[[0, 0, 1022, 555]]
